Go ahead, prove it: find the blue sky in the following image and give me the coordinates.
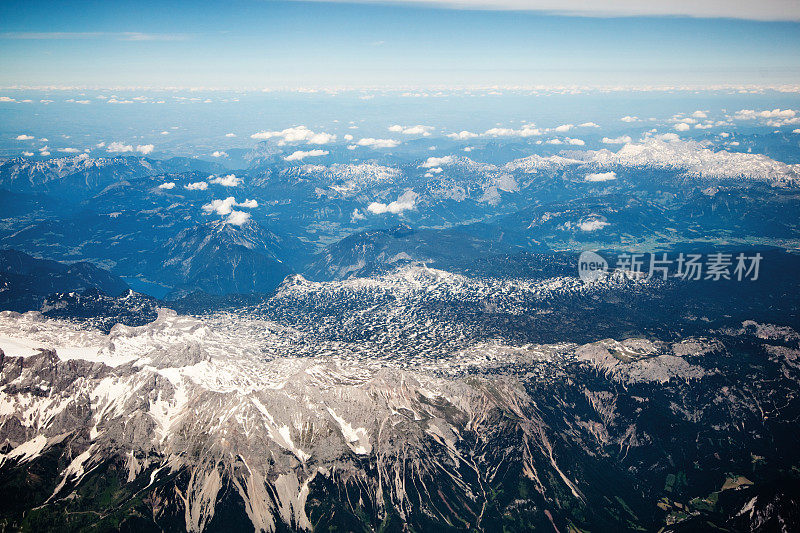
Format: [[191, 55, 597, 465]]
[[1, 0, 799, 88]]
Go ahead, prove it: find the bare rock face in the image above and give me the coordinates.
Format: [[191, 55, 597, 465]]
[[0, 301, 798, 531]]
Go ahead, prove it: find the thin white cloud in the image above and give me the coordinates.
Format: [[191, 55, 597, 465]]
[[279, 1, 800, 21], [15, 134, 33, 140], [211, 150, 228, 158], [0, 32, 190, 41], [57, 147, 80, 153], [158, 182, 176, 190], [184, 181, 208, 191], [620, 116, 639, 123]]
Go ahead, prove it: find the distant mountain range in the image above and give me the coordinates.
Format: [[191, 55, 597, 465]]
[[1, 146, 798, 297]]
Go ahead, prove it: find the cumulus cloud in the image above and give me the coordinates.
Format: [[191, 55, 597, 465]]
[[225, 210, 251, 226], [250, 126, 335, 145], [367, 190, 418, 215], [0, 97, 16, 103], [620, 116, 639, 122], [158, 182, 176, 190], [350, 209, 366, 222], [211, 151, 228, 158], [15, 134, 34, 140], [388, 124, 434, 136], [202, 197, 258, 216], [356, 138, 400, 148], [237, 199, 258, 208], [184, 181, 208, 191], [733, 108, 798, 127], [653, 132, 681, 142], [209, 174, 241, 187], [554, 124, 574, 132], [136, 144, 154, 155], [203, 199, 234, 215], [484, 124, 542, 137], [57, 147, 80, 153], [602, 135, 633, 144], [420, 155, 454, 168], [578, 219, 610, 232], [584, 171, 617, 182], [674, 123, 691, 131], [21, 151, 33, 156], [447, 130, 479, 140], [106, 141, 133, 153], [225, 133, 236, 137], [579, 122, 600, 128], [284, 149, 329, 161], [734, 108, 796, 120]]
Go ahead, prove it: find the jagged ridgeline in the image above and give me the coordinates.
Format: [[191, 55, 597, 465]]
[[0, 262, 798, 531], [0, 108, 799, 532]]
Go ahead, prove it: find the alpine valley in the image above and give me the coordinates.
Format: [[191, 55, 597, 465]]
[[1, 96, 800, 533]]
